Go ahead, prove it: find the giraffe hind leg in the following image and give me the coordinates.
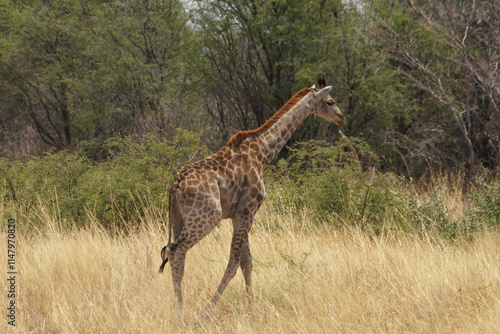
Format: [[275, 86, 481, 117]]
[[168, 241, 188, 315], [169, 224, 219, 316], [164, 182, 223, 316], [168, 213, 223, 316]]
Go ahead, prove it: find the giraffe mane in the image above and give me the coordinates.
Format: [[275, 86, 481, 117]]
[[227, 87, 312, 147]]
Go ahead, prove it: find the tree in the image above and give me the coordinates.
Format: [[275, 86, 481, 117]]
[[93, 0, 196, 134], [0, 0, 90, 151], [370, 0, 500, 174], [192, 0, 344, 147], [296, 1, 413, 159], [0, 0, 196, 159]]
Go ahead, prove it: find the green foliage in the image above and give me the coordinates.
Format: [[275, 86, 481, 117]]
[[403, 177, 499, 242], [266, 140, 499, 240], [266, 139, 409, 233], [407, 190, 479, 242], [194, 0, 347, 141], [0, 0, 196, 158], [0, 130, 208, 231], [469, 180, 500, 229], [2, 0, 498, 177], [2, 133, 499, 241]]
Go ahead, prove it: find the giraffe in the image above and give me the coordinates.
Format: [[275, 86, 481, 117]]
[[159, 83, 345, 317]]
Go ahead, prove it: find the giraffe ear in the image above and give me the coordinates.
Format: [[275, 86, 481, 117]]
[[313, 86, 332, 99]]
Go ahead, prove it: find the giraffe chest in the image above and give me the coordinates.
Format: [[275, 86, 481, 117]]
[[217, 164, 266, 219]]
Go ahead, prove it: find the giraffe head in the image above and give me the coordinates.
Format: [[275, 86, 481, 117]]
[[310, 86, 345, 126]]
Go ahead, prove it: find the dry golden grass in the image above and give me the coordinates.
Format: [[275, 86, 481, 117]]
[[2, 209, 500, 333]]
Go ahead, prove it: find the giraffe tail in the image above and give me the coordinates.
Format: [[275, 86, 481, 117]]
[[159, 244, 170, 273], [159, 185, 177, 274], [158, 205, 173, 273]]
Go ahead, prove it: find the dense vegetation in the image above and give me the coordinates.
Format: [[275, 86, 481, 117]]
[[1, 135, 499, 241], [1, 0, 499, 235]]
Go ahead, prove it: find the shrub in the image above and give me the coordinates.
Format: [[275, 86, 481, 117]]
[[0, 130, 209, 231], [265, 139, 498, 240], [406, 176, 498, 241], [266, 139, 409, 233], [468, 179, 500, 229], [408, 193, 480, 242]]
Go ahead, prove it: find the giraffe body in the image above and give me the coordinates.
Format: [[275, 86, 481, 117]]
[[159, 85, 345, 317]]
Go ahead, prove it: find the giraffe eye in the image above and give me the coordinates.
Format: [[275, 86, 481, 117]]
[[326, 100, 335, 106]]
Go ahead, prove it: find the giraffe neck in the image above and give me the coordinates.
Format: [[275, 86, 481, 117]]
[[259, 93, 313, 164]]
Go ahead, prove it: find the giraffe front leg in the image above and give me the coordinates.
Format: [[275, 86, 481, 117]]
[[202, 229, 248, 320]]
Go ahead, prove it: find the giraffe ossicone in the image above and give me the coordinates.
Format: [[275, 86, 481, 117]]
[[159, 82, 345, 317]]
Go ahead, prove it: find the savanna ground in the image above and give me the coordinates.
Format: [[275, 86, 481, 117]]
[[2, 199, 500, 333]]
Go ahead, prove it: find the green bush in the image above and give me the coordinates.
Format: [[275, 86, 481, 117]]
[[468, 179, 500, 229], [406, 177, 498, 241], [2, 132, 499, 240], [266, 139, 409, 233], [0, 130, 209, 231], [1, 152, 91, 230], [265, 139, 498, 240], [408, 193, 479, 242]]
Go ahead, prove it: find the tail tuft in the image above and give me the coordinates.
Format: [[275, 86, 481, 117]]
[[158, 258, 169, 273], [159, 245, 170, 273]]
